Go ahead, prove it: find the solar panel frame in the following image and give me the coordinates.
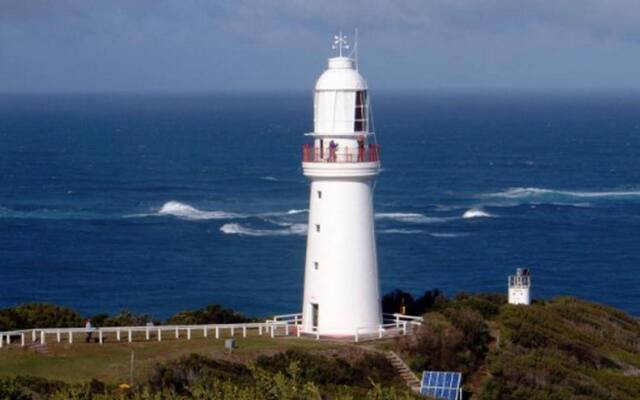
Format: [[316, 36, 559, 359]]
[[419, 371, 462, 400]]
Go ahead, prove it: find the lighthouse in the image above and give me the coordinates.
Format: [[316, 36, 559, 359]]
[[300, 34, 382, 336], [508, 268, 531, 305]]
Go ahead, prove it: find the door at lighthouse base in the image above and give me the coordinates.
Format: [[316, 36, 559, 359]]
[[311, 303, 319, 331]]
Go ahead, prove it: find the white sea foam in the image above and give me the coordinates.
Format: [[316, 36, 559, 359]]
[[428, 232, 469, 238], [375, 212, 453, 224], [261, 176, 278, 181], [378, 228, 424, 234], [220, 223, 307, 237], [462, 208, 493, 219], [484, 187, 640, 199], [158, 201, 244, 220]]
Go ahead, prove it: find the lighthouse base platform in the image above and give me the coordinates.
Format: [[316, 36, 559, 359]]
[[269, 313, 423, 343]]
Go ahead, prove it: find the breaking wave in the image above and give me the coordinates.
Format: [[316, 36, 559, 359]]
[[261, 176, 278, 181], [428, 232, 469, 238], [220, 223, 307, 237], [157, 201, 244, 220], [378, 228, 424, 234], [375, 212, 454, 224], [462, 208, 493, 219], [483, 187, 640, 200]]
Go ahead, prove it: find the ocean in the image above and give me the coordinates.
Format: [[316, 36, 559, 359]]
[[1, 92, 639, 319]]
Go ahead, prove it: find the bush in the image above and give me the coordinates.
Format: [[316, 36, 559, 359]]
[[167, 304, 250, 325], [0, 303, 82, 330]]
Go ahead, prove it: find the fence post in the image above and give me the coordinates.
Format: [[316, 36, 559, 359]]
[[158, 329, 162, 342], [69, 331, 73, 344], [259, 325, 262, 335], [403, 321, 407, 335], [175, 327, 179, 339], [99, 330, 103, 345], [395, 314, 400, 328], [21, 333, 25, 347], [40, 331, 46, 345], [57, 329, 61, 343], [285, 325, 289, 336], [203, 327, 207, 338], [379, 326, 383, 339], [32, 330, 36, 342], [242, 326, 247, 338], [215, 327, 219, 339], [270, 326, 275, 338], [230, 326, 235, 337], [0, 334, 3, 348], [128, 329, 132, 343], [297, 325, 301, 337], [187, 328, 191, 340]]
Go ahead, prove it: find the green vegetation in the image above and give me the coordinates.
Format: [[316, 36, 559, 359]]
[[1, 294, 639, 399], [397, 293, 640, 400]]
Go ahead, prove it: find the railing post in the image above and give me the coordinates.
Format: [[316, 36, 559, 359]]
[[145, 328, 150, 341], [99, 330, 103, 345], [230, 326, 235, 337], [259, 325, 262, 335], [203, 327, 207, 338], [316, 331, 320, 341], [0, 334, 3, 348], [57, 329, 61, 343], [32, 330, 36, 342], [40, 331, 45, 345], [21, 333, 25, 347], [69, 331, 73, 344], [158, 328, 162, 342], [270, 326, 275, 338], [117, 329, 121, 341], [242, 326, 247, 338], [285, 325, 289, 336], [215, 327, 219, 339], [403, 321, 407, 335], [175, 327, 179, 339], [187, 328, 191, 340], [128, 329, 132, 343], [395, 314, 400, 328], [379, 326, 383, 339], [297, 325, 301, 337]]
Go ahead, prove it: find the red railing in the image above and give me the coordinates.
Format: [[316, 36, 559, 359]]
[[302, 144, 381, 163]]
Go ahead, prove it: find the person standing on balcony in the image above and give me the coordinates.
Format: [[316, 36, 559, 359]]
[[357, 135, 365, 162], [329, 140, 338, 162]]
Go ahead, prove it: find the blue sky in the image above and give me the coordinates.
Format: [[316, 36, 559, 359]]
[[1, 0, 640, 92]]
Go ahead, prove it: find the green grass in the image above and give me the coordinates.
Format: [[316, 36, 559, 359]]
[[0, 331, 343, 384]]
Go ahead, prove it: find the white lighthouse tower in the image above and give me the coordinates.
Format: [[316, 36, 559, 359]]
[[508, 268, 532, 305], [300, 34, 382, 336]]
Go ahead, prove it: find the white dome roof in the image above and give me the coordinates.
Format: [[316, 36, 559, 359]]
[[315, 57, 368, 91]]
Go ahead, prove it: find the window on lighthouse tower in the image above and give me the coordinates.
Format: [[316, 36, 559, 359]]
[[354, 90, 367, 132]]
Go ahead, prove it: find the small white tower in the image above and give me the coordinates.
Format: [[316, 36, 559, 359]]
[[508, 268, 531, 305], [300, 34, 382, 336]]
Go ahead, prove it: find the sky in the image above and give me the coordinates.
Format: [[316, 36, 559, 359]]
[[1, 0, 640, 93]]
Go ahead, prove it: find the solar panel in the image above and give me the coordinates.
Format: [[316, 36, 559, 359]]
[[419, 371, 462, 400]]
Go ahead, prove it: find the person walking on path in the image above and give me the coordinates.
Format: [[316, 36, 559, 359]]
[[85, 319, 94, 343]]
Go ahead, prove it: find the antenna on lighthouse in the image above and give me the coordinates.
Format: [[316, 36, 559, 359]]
[[353, 28, 359, 70], [332, 32, 349, 57]]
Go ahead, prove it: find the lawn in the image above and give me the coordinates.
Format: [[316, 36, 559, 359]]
[[0, 330, 345, 384]]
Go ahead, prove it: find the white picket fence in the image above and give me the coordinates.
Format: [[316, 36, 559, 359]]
[[271, 312, 423, 342], [0, 320, 290, 348], [0, 313, 423, 348]]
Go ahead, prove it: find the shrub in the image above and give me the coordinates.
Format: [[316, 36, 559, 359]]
[[167, 304, 250, 325]]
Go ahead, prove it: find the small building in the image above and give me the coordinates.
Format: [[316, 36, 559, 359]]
[[508, 268, 531, 305]]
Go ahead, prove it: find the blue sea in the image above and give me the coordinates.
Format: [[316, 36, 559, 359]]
[[1, 92, 639, 319]]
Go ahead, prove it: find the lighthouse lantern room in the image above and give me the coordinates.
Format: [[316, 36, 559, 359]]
[[300, 34, 382, 336]]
